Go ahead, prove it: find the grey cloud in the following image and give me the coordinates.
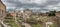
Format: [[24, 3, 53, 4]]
[[3, 0, 60, 12], [6, 0, 60, 8], [46, 0, 60, 5]]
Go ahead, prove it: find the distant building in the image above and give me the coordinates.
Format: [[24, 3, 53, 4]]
[[9, 11, 16, 17], [16, 11, 23, 17], [23, 9, 32, 18], [23, 9, 32, 16], [23, 9, 32, 15], [56, 11, 60, 17], [0, 0, 6, 21], [22, 9, 33, 21]]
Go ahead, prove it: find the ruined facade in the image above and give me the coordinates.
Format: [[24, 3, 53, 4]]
[[0, 0, 6, 22]]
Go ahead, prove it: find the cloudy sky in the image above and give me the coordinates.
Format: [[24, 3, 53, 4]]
[[2, 0, 60, 12]]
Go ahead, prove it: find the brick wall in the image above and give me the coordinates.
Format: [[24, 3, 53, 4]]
[[0, 0, 6, 21]]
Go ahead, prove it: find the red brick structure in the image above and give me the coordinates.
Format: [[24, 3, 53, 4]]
[[56, 11, 60, 17], [0, 0, 6, 21]]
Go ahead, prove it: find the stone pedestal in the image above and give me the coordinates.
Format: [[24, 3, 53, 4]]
[[46, 22, 53, 27]]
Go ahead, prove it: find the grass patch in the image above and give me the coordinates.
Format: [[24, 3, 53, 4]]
[[32, 23, 42, 27]]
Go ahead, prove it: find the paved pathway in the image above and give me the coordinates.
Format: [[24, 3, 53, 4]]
[[0, 22, 10, 27], [22, 22, 32, 27]]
